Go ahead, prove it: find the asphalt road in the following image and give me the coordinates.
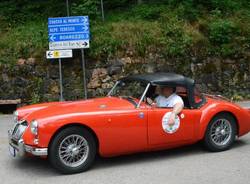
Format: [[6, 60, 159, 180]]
[[1, 113, 250, 184]]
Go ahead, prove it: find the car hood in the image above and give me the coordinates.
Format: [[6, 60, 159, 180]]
[[20, 97, 135, 123]]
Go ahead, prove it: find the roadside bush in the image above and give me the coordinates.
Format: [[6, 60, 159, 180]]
[[71, 0, 100, 19], [160, 16, 193, 57], [208, 20, 239, 45], [168, 0, 241, 13], [0, 0, 65, 26], [90, 24, 122, 59], [130, 4, 165, 20], [0, 22, 47, 63]]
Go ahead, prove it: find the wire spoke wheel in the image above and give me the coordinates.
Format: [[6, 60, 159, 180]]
[[210, 118, 232, 146], [58, 134, 89, 168]]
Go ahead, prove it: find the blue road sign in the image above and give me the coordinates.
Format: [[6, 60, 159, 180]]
[[48, 16, 90, 50], [49, 33, 90, 42]]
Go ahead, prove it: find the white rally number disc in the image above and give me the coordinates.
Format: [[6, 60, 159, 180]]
[[162, 112, 180, 134]]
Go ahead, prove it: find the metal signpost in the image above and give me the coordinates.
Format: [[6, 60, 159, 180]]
[[66, 0, 70, 16], [100, 0, 105, 21], [46, 50, 73, 101], [48, 16, 90, 100]]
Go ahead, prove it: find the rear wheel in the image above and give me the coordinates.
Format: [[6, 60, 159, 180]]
[[49, 127, 96, 174], [204, 113, 237, 152]]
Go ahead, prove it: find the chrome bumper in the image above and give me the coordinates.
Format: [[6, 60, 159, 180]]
[[8, 130, 48, 157]]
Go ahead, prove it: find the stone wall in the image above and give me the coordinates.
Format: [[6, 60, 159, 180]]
[[0, 53, 249, 105]]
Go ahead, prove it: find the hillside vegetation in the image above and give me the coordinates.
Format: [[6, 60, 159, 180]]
[[0, 0, 250, 103], [0, 0, 249, 63]]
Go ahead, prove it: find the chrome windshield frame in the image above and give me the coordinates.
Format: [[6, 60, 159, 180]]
[[107, 81, 120, 96], [137, 83, 151, 108]]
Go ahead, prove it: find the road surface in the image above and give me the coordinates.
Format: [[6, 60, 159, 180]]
[[0, 110, 250, 184]]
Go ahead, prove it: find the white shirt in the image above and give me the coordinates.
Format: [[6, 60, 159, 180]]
[[155, 93, 184, 108]]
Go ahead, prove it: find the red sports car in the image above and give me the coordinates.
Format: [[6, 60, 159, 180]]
[[8, 73, 250, 174]]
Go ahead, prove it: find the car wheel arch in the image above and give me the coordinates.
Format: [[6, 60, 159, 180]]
[[48, 123, 100, 155], [200, 111, 239, 140]]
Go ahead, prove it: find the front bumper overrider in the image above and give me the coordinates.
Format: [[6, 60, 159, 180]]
[[8, 128, 48, 157]]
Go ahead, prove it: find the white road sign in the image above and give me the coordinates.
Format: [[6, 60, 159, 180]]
[[49, 40, 89, 50], [46, 50, 73, 59]]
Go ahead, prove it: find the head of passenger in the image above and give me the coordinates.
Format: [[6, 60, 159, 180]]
[[160, 87, 176, 97]]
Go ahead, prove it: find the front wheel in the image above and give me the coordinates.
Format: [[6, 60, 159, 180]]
[[49, 127, 96, 174], [204, 114, 237, 152]]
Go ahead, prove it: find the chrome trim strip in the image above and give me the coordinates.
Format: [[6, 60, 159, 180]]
[[137, 83, 150, 108]]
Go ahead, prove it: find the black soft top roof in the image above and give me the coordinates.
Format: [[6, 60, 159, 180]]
[[121, 72, 194, 87]]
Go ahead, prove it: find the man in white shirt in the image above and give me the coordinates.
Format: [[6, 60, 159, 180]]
[[147, 86, 184, 126]]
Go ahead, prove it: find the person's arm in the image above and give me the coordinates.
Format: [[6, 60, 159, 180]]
[[172, 102, 184, 115], [168, 101, 184, 126]]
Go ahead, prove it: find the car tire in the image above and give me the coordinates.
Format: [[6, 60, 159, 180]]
[[204, 113, 237, 152], [49, 126, 96, 174]]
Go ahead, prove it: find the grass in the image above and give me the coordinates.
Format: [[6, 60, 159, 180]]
[[0, 2, 249, 65], [0, 21, 47, 64]]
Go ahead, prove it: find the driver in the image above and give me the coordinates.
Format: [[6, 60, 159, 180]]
[[147, 86, 184, 126]]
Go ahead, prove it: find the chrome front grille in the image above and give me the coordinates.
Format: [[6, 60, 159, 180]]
[[11, 121, 28, 141]]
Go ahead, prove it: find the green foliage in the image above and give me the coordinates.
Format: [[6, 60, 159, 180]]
[[0, 0, 249, 63], [0, 0, 65, 26], [130, 4, 165, 20], [71, 0, 100, 19], [89, 23, 119, 58], [168, 0, 242, 12], [104, 0, 134, 9], [0, 21, 47, 63], [208, 20, 239, 44], [160, 17, 193, 56]]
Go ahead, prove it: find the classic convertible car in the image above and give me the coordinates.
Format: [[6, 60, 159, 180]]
[[8, 73, 250, 174]]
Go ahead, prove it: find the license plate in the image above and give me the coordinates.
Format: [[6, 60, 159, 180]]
[[9, 145, 16, 157]]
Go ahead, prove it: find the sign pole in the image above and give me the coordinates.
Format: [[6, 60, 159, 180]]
[[59, 58, 64, 101], [100, 0, 105, 21], [46, 50, 72, 101], [81, 49, 87, 99], [66, 0, 70, 16]]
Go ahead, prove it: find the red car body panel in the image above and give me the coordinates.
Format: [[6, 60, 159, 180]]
[[18, 96, 250, 157]]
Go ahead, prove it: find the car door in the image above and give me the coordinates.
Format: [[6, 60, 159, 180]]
[[147, 106, 202, 146], [100, 108, 148, 156]]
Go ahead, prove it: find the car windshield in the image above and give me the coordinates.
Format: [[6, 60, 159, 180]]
[[109, 80, 147, 100]]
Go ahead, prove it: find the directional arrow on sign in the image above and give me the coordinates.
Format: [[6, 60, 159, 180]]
[[81, 17, 88, 23], [47, 51, 53, 58], [82, 41, 88, 47], [50, 35, 56, 42], [82, 26, 89, 32]]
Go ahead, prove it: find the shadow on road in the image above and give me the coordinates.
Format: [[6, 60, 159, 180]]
[[9, 139, 248, 176]]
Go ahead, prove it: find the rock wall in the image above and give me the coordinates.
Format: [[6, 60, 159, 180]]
[[0, 53, 249, 105]]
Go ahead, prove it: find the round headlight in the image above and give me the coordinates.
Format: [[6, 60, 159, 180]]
[[13, 111, 19, 122], [30, 120, 38, 135]]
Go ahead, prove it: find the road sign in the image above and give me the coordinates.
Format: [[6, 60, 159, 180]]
[[48, 16, 90, 50], [49, 40, 89, 50], [46, 50, 73, 59]]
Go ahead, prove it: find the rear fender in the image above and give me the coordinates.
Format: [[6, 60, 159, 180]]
[[198, 102, 250, 140]]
